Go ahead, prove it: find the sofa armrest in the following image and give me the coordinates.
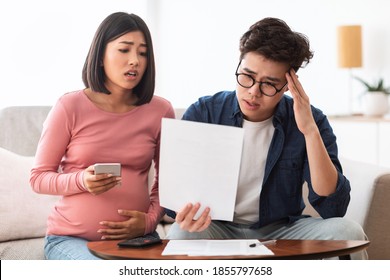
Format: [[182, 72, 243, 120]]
[[364, 174, 390, 259]]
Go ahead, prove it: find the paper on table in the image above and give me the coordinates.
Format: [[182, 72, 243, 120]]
[[161, 240, 274, 256], [159, 118, 244, 221]]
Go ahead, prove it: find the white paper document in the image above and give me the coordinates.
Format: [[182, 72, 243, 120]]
[[162, 240, 274, 256], [159, 118, 244, 221]]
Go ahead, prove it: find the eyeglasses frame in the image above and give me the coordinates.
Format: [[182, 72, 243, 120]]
[[235, 60, 288, 97]]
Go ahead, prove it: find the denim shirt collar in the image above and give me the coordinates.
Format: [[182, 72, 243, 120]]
[[273, 95, 290, 128], [231, 94, 242, 118]]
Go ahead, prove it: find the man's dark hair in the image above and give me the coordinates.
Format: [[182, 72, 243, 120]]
[[82, 12, 155, 105], [239, 17, 313, 72]]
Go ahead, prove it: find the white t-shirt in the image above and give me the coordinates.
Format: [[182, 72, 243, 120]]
[[233, 117, 275, 224]]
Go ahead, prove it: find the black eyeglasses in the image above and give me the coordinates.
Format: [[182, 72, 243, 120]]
[[235, 61, 288, 97]]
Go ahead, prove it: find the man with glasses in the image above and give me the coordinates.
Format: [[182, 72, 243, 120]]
[[165, 17, 366, 259]]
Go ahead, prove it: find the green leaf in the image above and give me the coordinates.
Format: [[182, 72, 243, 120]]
[[354, 76, 389, 94]]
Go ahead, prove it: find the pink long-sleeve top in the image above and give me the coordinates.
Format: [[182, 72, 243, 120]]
[[30, 90, 175, 241]]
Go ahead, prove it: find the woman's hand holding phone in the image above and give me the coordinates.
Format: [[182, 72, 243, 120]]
[[83, 163, 122, 195]]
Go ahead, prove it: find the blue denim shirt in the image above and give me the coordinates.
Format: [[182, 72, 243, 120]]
[[166, 91, 350, 228]]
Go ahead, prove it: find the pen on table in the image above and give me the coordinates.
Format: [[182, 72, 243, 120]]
[[249, 240, 277, 247]]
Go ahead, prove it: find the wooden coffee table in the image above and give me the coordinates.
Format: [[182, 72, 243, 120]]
[[87, 239, 369, 260]]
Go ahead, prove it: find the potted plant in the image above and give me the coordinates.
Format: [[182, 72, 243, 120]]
[[354, 76, 390, 116]]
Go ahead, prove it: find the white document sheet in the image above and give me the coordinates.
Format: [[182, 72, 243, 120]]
[[159, 118, 244, 221], [161, 240, 274, 256]]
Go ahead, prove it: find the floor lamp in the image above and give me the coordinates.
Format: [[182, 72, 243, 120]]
[[337, 25, 363, 115]]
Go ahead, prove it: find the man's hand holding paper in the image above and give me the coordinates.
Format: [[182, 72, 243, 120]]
[[175, 203, 211, 232]]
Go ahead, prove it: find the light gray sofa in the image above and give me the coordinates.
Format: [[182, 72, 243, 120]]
[[1, 106, 390, 259]]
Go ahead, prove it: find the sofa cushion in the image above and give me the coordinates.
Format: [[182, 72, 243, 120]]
[[0, 148, 58, 242], [341, 158, 390, 226], [0, 238, 45, 260], [0, 106, 51, 156]]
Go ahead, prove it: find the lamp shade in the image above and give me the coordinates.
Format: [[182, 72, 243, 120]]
[[337, 25, 362, 68]]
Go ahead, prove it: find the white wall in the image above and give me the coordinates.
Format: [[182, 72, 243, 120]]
[[1, 0, 390, 116], [0, 0, 152, 108]]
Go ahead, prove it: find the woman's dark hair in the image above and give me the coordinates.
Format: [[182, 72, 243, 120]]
[[82, 12, 155, 105], [239, 17, 313, 72]]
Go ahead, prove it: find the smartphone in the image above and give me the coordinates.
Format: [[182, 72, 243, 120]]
[[94, 163, 121, 176], [117, 234, 162, 248]]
